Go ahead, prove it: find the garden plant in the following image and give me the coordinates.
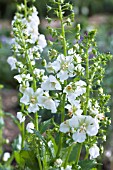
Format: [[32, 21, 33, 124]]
[[0, 0, 112, 169]]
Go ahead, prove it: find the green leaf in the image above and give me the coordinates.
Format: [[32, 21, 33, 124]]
[[20, 150, 39, 170], [14, 151, 25, 169], [14, 150, 39, 170], [68, 143, 80, 163], [79, 160, 98, 170], [39, 119, 52, 134]]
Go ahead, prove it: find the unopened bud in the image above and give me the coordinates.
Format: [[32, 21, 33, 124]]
[[42, 59, 46, 67]]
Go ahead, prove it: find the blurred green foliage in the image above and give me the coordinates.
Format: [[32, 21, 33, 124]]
[[0, 28, 17, 88], [1, 0, 113, 19]]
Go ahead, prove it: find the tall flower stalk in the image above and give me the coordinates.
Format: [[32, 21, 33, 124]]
[[6, 0, 112, 169]]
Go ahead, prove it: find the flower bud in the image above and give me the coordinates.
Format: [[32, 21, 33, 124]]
[[42, 59, 46, 67], [76, 24, 81, 32]]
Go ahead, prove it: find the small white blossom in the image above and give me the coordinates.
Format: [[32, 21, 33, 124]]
[[38, 93, 59, 113], [64, 80, 86, 103], [3, 152, 10, 161], [20, 87, 43, 113], [41, 75, 61, 91], [26, 122, 34, 133], [7, 56, 17, 70], [38, 34, 47, 49], [60, 120, 70, 133], [46, 54, 75, 82], [14, 74, 33, 84], [17, 112, 25, 123], [33, 68, 45, 78], [89, 144, 100, 159], [65, 102, 83, 115], [46, 61, 60, 73], [54, 159, 63, 167], [19, 81, 30, 93]]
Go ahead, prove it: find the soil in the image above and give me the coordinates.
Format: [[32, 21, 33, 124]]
[[0, 89, 19, 151]]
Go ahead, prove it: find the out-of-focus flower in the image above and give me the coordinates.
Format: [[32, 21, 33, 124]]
[[7, 56, 17, 70], [3, 152, 10, 161], [89, 144, 100, 159], [54, 158, 63, 167], [26, 122, 34, 133], [17, 112, 25, 123]]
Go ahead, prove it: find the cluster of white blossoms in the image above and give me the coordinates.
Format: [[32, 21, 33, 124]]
[[46, 52, 84, 82], [60, 115, 99, 143], [8, 5, 47, 72], [7, 3, 104, 163]]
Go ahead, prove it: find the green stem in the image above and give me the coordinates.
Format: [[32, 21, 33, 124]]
[[21, 122, 25, 148], [17, 25, 39, 130], [21, 104, 25, 148], [75, 143, 82, 166], [84, 52, 90, 115], [59, 3, 67, 56], [56, 93, 66, 158], [35, 113, 39, 131], [36, 148, 43, 170], [64, 143, 74, 168], [24, 0, 27, 18], [56, 3, 67, 159]]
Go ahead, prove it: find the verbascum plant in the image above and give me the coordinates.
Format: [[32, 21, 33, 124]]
[[6, 0, 112, 169]]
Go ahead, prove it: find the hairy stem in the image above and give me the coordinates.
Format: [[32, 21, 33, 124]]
[[64, 143, 75, 168], [59, 3, 67, 56], [24, 0, 27, 18], [84, 52, 90, 115], [75, 143, 82, 166], [56, 2, 67, 158]]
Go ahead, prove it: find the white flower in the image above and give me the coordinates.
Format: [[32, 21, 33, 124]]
[[61, 165, 72, 170], [54, 159, 63, 167], [3, 152, 10, 161], [56, 54, 75, 81], [46, 61, 60, 73], [65, 102, 83, 115], [38, 93, 59, 113], [89, 144, 100, 159], [64, 80, 86, 103], [19, 81, 29, 93], [20, 87, 43, 113], [26, 122, 34, 133], [7, 56, 17, 70], [59, 120, 70, 133], [17, 112, 25, 123], [14, 74, 33, 83], [33, 68, 45, 78], [74, 80, 86, 97], [69, 115, 99, 143], [46, 54, 75, 82], [75, 64, 85, 73], [41, 75, 61, 91], [38, 34, 47, 49], [25, 7, 40, 43], [63, 83, 77, 104]]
